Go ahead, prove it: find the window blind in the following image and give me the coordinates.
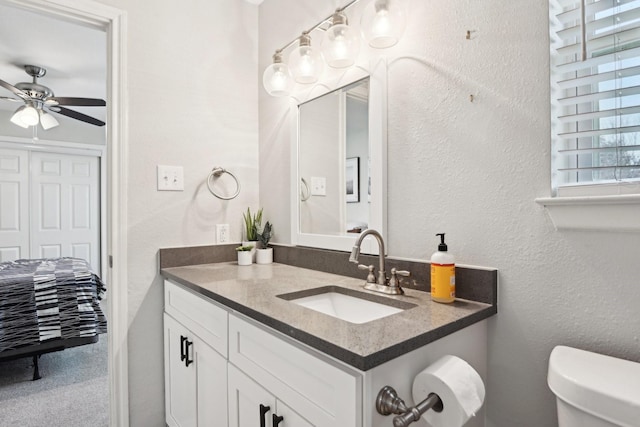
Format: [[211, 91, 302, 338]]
[[550, 0, 640, 191]]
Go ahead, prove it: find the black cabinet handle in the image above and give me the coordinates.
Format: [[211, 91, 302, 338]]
[[259, 404, 270, 427], [184, 339, 193, 367], [180, 335, 187, 362], [273, 414, 284, 426]]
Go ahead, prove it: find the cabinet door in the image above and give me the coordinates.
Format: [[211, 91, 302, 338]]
[[164, 314, 197, 427], [228, 364, 276, 427], [196, 335, 227, 426]]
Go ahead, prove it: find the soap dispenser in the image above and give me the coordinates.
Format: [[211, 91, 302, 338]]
[[430, 233, 455, 303]]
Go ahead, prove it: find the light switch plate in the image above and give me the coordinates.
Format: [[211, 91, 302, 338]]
[[157, 165, 184, 191], [310, 176, 326, 196]]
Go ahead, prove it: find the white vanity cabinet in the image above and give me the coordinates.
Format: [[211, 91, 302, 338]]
[[163, 277, 488, 427], [164, 279, 360, 427], [164, 281, 229, 427]]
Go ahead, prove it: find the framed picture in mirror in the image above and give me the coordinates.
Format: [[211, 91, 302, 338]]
[[346, 157, 360, 203]]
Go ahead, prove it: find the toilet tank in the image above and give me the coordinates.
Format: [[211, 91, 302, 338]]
[[548, 345, 640, 427]]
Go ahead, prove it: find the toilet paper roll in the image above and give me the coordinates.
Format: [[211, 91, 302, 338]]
[[412, 355, 485, 427]]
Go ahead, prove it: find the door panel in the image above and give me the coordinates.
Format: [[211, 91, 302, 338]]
[[0, 148, 28, 261], [164, 314, 197, 427], [30, 152, 99, 270], [228, 364, 276, 427]]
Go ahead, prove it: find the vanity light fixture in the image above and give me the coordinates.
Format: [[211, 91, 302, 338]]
[[322, 9, 361, 68], [360, 0, 406, 49], [262, 0, 406, 96], [289, 31, 324, 84], [263, 49, 294, 97]]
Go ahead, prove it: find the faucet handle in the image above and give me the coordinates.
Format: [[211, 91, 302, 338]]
[[358, 264, 377, 284], [389, 268, 410, 293], [392, 268, 410, 277]]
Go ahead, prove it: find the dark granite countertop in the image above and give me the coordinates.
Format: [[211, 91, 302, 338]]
[[161, 262, 496, 371]]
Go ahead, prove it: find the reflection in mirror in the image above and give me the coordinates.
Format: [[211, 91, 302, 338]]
[[298, 78, 369, 236], [292, 59, 387, 254]]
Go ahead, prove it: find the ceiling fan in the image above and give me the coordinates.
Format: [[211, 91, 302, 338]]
[[0, 64, 105, 129]]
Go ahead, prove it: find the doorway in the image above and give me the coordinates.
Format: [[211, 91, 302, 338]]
[[0, 0, 128, 425]]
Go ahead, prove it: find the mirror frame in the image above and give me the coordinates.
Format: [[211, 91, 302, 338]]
[[290, 58, 387, 254]]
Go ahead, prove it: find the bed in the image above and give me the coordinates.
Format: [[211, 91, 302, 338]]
[[0, 257, 107, 380]]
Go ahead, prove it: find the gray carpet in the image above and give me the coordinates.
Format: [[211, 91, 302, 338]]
[[0, 335, 108, 427]]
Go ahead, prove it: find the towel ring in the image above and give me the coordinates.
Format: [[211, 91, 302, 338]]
[[300, 177, 310, 202], [207, 167, 240, 200]]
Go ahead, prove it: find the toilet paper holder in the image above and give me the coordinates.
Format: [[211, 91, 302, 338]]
[[376, 385, 443, 427]]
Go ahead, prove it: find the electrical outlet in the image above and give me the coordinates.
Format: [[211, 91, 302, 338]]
[[157, 165, 184, 191], [310, 176, 326, 196], [216, 224, 230, 244]]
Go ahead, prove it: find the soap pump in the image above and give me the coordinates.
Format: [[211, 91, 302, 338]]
[[430, 233, 456, 303]]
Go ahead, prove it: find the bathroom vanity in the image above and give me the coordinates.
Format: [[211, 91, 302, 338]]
[[161, 261, 495, 427]]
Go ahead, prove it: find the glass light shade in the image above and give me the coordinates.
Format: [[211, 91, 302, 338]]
[[263, 62, 294, 97], [39, 110, 59, 130], [360, 0, 406, 49], [322, 23, 360, 68], [289, 33, 324, 84], [10, 105, 40, 128], [10, 106, 29, 128]]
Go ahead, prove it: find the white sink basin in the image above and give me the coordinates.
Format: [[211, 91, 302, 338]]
[[278, 286, 415, 324]]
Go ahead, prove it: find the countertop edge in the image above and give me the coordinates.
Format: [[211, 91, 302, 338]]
[[161, 267, 497, 371]]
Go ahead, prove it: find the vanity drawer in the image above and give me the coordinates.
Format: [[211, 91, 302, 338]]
[[229, 314, 361, 426], [164, 280, 228, 358]]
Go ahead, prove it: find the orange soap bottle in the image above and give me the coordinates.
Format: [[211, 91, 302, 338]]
[[430, 233, 455, 303]]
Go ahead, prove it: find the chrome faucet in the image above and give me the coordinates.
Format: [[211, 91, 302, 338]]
[[349, 229, 409, 295]]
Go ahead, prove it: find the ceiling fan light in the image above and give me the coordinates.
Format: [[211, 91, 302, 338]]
[[10, 106, 30, 128], [39, 110, 59, 130], [20, 105, 40, 126]]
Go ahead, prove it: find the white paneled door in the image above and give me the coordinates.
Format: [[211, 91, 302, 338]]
[[0, 148, 29, 261], [0, 148, 100, 272]]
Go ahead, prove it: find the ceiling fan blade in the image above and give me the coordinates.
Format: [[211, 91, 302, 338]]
[[46, 97, 106, 107], [0, 78, 30, 101], [49, 106, 105, 127], [0, 95, 22, 103]]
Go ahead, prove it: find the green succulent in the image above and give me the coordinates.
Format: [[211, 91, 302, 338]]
[[242, 207, 262, 241], [257, 221, 273, 248]]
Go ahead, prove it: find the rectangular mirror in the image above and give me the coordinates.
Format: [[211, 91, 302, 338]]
[[291, 59, 387, 254]]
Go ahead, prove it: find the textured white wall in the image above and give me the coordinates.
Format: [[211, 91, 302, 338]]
[[259, 1, 640, 426], [95, 0, 259, 425]]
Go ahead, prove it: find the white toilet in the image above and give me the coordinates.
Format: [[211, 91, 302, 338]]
[[548, 345, 640, 427]]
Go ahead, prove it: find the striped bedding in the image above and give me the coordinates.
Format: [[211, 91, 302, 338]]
[[0, 257, 107, 353]]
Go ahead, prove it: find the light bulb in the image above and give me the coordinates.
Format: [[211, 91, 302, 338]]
[[360, 0, 406, 49], [289, 32, 323, 84], [39, 110, 59, 130], [263, 50, 294, 97], [322, 10, 360, 68]]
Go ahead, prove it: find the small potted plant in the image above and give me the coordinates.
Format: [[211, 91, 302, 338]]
[[256, 221, 273, 264], [242, 207, 262, 262], [235, 245, 254, 266]]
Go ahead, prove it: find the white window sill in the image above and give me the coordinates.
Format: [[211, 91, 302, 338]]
[[535, 195, 640, 232]]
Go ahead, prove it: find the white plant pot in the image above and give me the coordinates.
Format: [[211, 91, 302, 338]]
[[242, 240, 258, 262], [256, 247, 273, 265], [237, 251, 252, 266]]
